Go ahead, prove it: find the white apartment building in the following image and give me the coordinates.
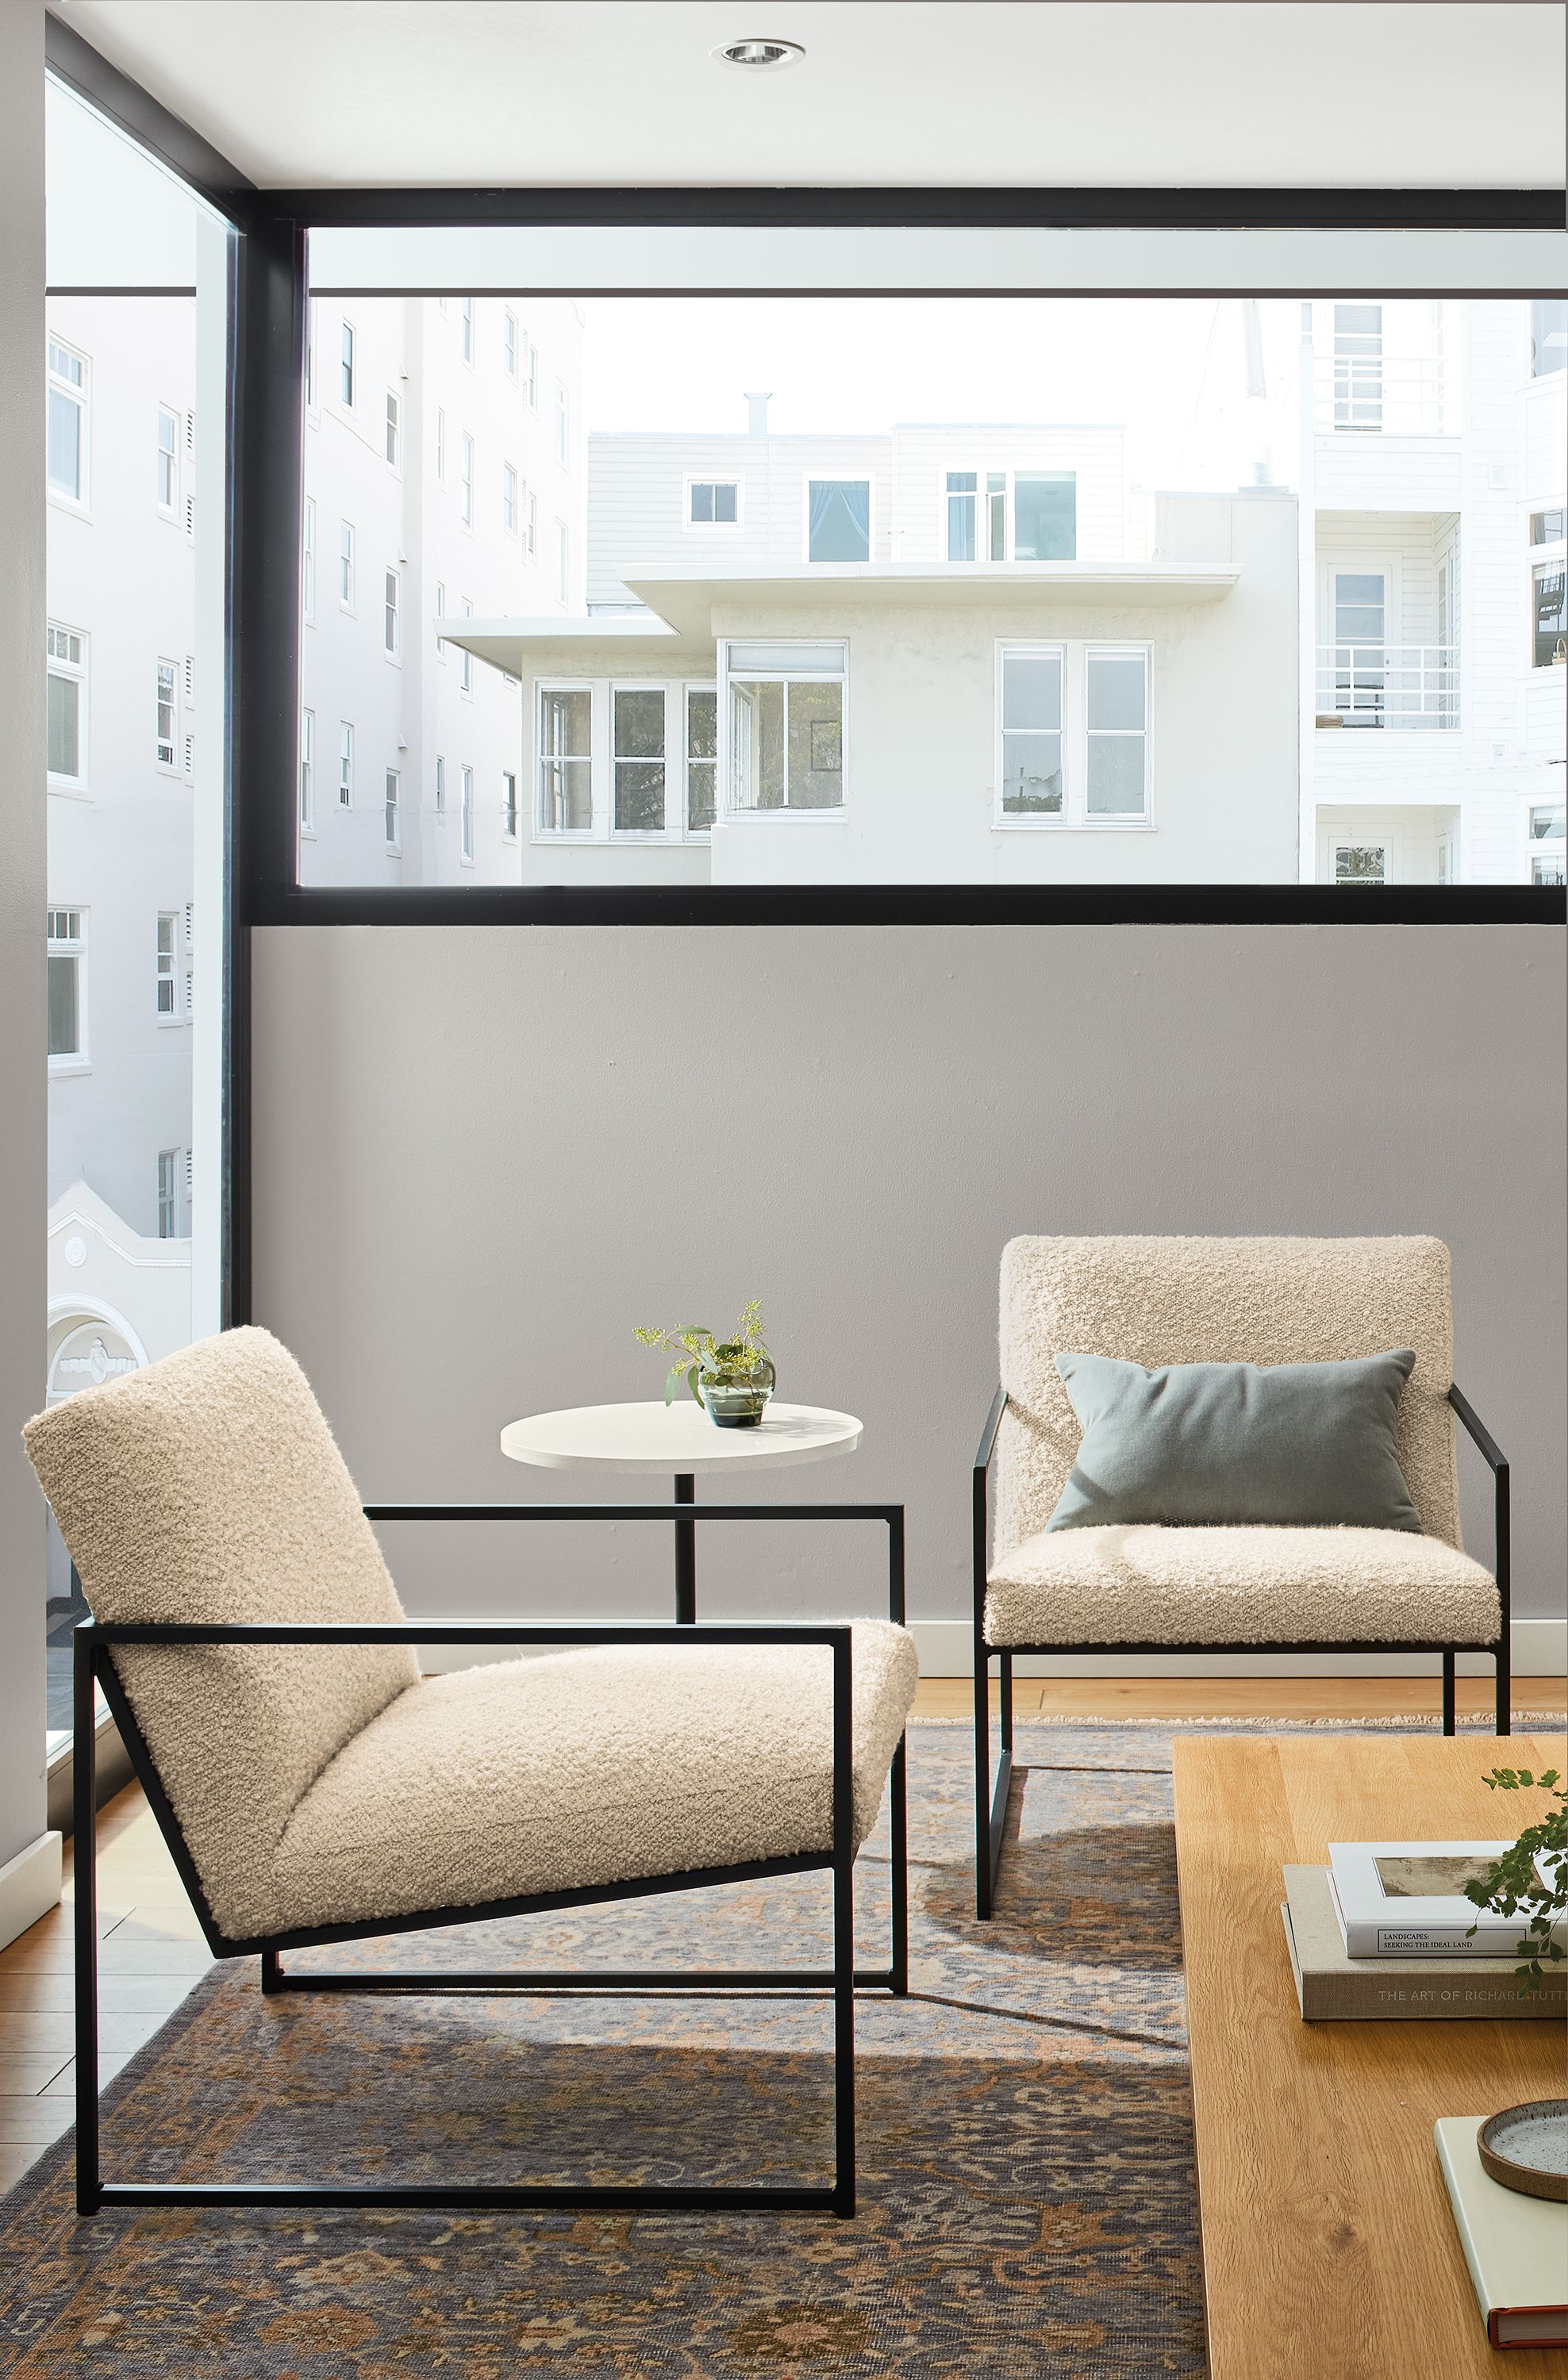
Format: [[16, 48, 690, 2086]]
[[463, 409, 1300, 885], [300, 294, 586, 886], [44, 290, 587, 1443], [1301, 297, 1567, 885]]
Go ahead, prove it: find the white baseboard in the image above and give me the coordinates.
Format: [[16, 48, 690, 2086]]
[[909, 1617, 1567, 1680], [0, 1830, 63, 1955]]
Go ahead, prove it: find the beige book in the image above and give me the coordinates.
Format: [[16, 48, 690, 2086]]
[[1281, 1865, 1564, 2022], [1435, 2117, 1568, 2347]]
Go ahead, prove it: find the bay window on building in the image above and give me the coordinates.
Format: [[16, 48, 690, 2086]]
[[612, 686, 667, 832], [538, 685, 592, 832], [685, 687, 718, 832], [724, 641, 846, 813]]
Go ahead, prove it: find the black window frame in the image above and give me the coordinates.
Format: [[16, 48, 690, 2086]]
[[43, 17, 1567, 1328]]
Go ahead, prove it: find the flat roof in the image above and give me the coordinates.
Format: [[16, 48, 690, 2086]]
[[440, 561, 1239, 674]]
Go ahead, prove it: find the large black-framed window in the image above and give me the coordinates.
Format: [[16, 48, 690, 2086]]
[[41, 19, 1568, 1340]]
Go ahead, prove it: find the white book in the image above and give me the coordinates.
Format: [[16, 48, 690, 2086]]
[[1327, 1840, 1563, 1960], [1435, 2117, 1568, 2348]]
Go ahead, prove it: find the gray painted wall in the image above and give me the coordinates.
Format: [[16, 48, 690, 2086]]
[[252, 923, 1566, 1648], [0, 0, 48, 1868]]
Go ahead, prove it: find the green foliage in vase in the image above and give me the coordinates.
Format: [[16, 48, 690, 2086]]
[[1465, 1767, 1566, 1994], [634, 1301, 772, 1407]]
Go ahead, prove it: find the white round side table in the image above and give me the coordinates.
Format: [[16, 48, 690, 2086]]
[[499, 1399, 862, 1622]]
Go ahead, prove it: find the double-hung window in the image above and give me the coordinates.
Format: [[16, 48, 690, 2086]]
[[302, 497, 316, 619], [156, 1150, 180, 1238], [384, 769, 401, 851], [459, 432, 474, 524], [723, 641, 846, 813], [805, 479, 870, 562], [338, 720, 353, 807], [525, 488, 538, 558], [612, 688, 667, 833], [1085, 649, 1150, 817], [502, 462, 518, 532], [156, 912, 180, 1017], [339, 520, 355, 608], [47, 337, 86, 503], [460, 296, 474, 363], [553, 520, 569, 605], [46, 624, 86, 785], [998, 647, 1063, 815], [459, 597, 473, 692], [460, 766, 475, 862], [156, 405, 179, 511], [156, 659, 178, 768], [385, 389, 400, 466], [340, 319, 355, 406], [434, 754, 446, 813], [435, 406, 445, 479], [538, 687, 592, 832], [299, 706, 316, 832], [384, 567, 400, 656], [47, 909, 86, 1064], [685, 688, 718, 833], [687, 478, 740, 527], [503, 309, 518, 378], [502, 771, 518, 838], [554, 381, 570, 466], [997, 644, 1149, 823], [523, 339, 539, 411]]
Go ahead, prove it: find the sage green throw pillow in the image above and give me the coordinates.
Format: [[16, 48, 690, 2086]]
[[1044, 1349, 1422, 1533]]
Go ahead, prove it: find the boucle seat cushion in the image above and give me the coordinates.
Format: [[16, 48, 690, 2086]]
[[986, 1525, 1501, 1650], [270, 1627, 918, 1940]]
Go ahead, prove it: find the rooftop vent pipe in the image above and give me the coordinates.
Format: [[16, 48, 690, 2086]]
[[745, 390, 771, 436]]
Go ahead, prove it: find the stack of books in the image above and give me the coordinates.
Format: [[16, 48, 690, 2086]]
[[1280, 1838, 1566, 2022], [1435, 2117, 1568, 2349]]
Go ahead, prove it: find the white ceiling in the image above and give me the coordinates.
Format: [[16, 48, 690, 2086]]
[[51, 1, 1568, 191]]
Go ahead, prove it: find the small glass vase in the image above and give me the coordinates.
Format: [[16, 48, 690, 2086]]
[[698, 1359, 775, 1429]]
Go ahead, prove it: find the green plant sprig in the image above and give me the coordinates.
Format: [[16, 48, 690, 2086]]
[[634, 1301, 771, 1406], [1465, 1767, 1566, 1995]]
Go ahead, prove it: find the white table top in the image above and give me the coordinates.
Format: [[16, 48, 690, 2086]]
[[499, 1399, 862, 1475]]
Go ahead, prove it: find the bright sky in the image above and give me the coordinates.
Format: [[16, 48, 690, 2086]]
[[579, 296, 1300, 489]]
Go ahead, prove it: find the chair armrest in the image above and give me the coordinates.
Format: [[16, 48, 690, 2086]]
[[1448, 1383, 1510, 1629], [81, 1618, 852, 1649], [974, 1387, 1009, 1480], [1447, 1383, 1508, 1476]]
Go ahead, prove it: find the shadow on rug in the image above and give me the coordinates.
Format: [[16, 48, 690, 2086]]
[[0, 1726, 1205, 2378]]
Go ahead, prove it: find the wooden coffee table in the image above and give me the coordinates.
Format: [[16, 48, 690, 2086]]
[[1174, 1733, 1563, 2380]]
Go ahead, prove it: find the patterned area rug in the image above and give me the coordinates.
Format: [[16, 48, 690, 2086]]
[[5, 1724, 1224, 2376]]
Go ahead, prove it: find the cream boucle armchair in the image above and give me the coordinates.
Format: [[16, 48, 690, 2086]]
[[24, 1328, 917, 2216], [972, 1236, 1510, 1917]]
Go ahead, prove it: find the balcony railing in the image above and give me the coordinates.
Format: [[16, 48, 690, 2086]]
[[1313, 357, 1453, 437], [1315, 645, 1460, 730]]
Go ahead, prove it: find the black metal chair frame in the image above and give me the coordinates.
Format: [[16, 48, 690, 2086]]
[[971, 1384, 1511, 1917], [73, 1497, 909, 2217]]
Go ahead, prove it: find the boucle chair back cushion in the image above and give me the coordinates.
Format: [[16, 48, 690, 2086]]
[[23, 1327, 417, 1944], [995, 1236, 1460, 1560]]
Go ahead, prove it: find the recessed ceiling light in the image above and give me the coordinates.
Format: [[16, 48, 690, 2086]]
[[715, 36, 805, 69]]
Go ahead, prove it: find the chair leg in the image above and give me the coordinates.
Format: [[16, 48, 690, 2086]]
[[1495, 1645, 1512, 1737], [888, 1733, 909, 1997], [260, 1949, 283, 1995], [974, 1645, 1013, 1921], [1441, 1649, 1456, 1736]]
